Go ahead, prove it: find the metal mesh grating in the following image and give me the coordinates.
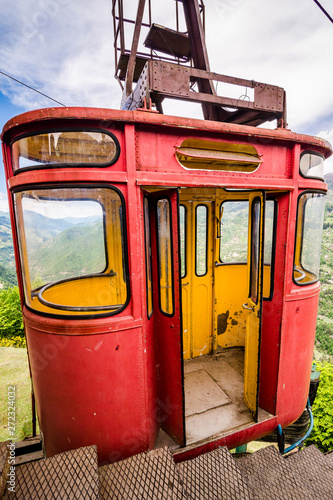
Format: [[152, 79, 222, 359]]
[[236, 445, 311, 500], [99, 446, 186, 499], [177, 446, 253, 500], [3, 445, 99, 499], [285, 445, 333, 499], [1, 441, 10, 498]]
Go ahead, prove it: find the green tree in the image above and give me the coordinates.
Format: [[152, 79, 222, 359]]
[[0, 287, 24, 339], [306, 363, 333, 452]]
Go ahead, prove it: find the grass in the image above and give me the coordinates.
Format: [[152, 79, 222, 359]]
[[0, 347, 37, 442]]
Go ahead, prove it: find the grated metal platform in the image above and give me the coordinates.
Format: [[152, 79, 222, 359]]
[[2, 439, 333, 498], [0, 441, 10, 498], [99, 446, 186, 499], [284, 445, 333, 498], [177, 446, 252, 499], [237, 445, 312, 499], [3, 445, 99, 499]]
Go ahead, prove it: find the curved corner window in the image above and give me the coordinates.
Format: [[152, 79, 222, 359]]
[[12, 130, 120, 171], [294, 192, 326, 285], [300, 152, 325, 180], [14, 186, 128, 317]]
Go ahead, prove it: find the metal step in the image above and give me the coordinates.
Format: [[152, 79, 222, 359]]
[[99, 446, 186, 499], [284, 445, 333, 499], [3, 445, 99, 499], [236, 445, 311, 499], [177, 446, 252, 499]]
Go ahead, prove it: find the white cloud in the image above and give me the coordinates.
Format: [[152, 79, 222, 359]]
[[0, 0, 333, 137], [0, 192, 9, 212]]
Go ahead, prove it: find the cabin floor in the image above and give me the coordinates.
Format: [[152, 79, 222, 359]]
[[184, 348, 271, 445], [184, 348, 249, 444], [155, 348, 273, 450]]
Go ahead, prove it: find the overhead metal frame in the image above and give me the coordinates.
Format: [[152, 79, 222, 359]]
[[112, 0, 287, 127]]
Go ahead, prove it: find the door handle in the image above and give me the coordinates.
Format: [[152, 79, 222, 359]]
[[182, 282, 189, 286], [243, 303, 254, 311]]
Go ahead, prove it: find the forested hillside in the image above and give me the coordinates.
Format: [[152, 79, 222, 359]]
[[315, 176, 333, 360], [0, 180, 332, 360]]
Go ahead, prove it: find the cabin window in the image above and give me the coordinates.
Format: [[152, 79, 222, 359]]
[[195, 205, 208, 276], [11, 130, 120, 171], [179, 205, 186, 278], [300, 152, 325, 180], [250, 199, 261, 303], [263, 199, 276, 299], [294, 192, 326, 285], [144, 198, 153, 318], [219, 201, 249, 263], [14, 186, 128, 316], [157, 199, 174, 315]]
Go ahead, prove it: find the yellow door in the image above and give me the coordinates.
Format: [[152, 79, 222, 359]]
[[243, 192, 264, 421], [180, 199, 214, 359]]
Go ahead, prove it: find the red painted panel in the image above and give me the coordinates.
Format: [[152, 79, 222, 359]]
[[259, 194, 289, 414], [149, 189, 185, 446], [276, 291, 320, 427], [26, 325, 149, 465]]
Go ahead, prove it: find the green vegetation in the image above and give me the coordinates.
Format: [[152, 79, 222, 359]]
[[0, 347, 36, 441], [0, 287, 25, 347], [306, 362, 333, 452]]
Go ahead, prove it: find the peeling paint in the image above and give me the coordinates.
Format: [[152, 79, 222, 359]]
[[217, 310, 229, 335], [231, 319, 238, 325]]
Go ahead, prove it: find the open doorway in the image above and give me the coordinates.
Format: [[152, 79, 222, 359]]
[[180, 188, 270, 445]]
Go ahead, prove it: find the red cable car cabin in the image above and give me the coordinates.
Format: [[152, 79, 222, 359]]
[[1, 107, 331, 464]]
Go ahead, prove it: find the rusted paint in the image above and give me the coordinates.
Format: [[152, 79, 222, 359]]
[[231, 319, 238, 326], [217, 310, 229, 335]]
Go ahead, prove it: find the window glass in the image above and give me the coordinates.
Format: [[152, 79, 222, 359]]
[[250, 199, 261, 303], [263, 200, 276, 299], [157, 199, 173, 315], [195, 205, 207, 276], [220, 201, 249, 263], [144, 198, 153, 317], [179, 205, 186, 278], [12, 130, 119, 170], [294, 192, 326, 285], [300, 153, 324, 180], [14, 186, 127, 315]]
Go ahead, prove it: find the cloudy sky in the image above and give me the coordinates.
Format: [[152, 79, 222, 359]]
[[0, 0, 333, 210]]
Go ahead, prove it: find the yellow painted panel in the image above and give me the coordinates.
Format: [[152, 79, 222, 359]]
[[192, 283, 211, 356], [181, 284, 190, 359], [214, 265, 248, 349]]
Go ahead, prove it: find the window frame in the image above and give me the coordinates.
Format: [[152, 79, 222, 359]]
[[263, 198, 277, 301], [156, 196, 175, 317], [144, 197, 153, 319], [12, 182, 130, 320], [218, 199, 249, 265], [195, 204, 208, 277], [293, 189, 326, 287], [179, 204, 187, 279], [299, 150, 325, 181], [11, 128, 121, 174]]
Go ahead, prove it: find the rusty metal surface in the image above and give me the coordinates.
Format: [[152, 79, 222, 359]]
[[144, 24, 191, 59], [177, 446, 253, 499], [3, 445, 99, 500], [285, 445, 333, 499], [99, 447, 186, 499], [236, 445, 311, 499]]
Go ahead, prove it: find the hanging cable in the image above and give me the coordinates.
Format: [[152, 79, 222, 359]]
[[313, 0, 333, 24], [0, 70, 66, 107]]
